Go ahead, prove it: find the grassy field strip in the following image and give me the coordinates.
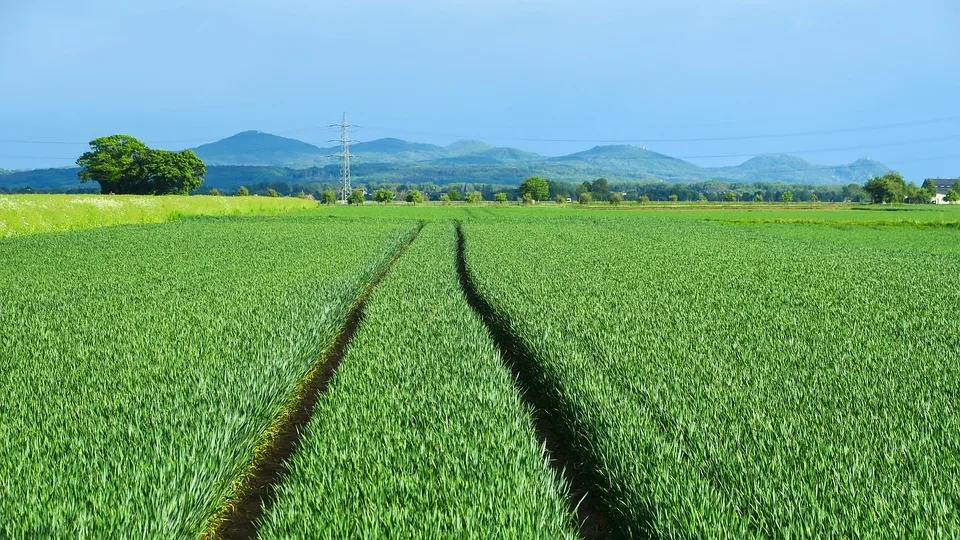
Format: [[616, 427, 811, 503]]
[[454, 223, 610, 537], [259, 222, 575, 538], [206, 222, 424, 537], [462, 215, 960, 537], [0, 194, 316, 237], [0, 216, 417, 537]]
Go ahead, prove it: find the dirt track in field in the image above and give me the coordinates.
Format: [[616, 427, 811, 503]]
[[206, 224, 423, 540], [455, 223, 621, 540]]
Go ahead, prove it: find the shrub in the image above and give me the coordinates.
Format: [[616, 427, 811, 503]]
[[374, 189, 394, 204], [405, 190, 424, 205], [348, 190, 365, 205]]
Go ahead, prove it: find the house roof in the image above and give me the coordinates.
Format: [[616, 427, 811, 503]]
[[927, 178, 958, 194]]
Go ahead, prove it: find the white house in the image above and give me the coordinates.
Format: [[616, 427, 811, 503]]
[[929, 178, 957, 204]]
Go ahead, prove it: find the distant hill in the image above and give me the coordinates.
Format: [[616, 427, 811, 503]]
[[3, 131, 892, 191], [550, 145, 702, 181], [706, 154, 889, 184], [444, 140, 493, 154], [350, 138, 449, 163], [0, 167, 85, 191], [187, 131, 888, 184], [192, 131, 332, 167]]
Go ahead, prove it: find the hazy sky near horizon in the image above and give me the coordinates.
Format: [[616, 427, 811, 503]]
[[1, 0, 958, 179]]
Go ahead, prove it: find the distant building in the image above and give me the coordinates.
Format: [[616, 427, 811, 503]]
[[929, 178, 958, 194], [927, 178, 957, 204]]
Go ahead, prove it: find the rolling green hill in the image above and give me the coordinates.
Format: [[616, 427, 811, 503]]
[[192, 131, 332, 167], [3, 131, 891, 193]]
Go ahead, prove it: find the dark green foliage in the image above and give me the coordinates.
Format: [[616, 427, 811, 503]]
[[610, 193, 623, 205], [405, 190, 424, 204], [668, 194, 678, 203], [465, 191, 483, 203], [266, 188, 279, 198], [521, 192, 533, 205], [638, 195, 650, 204], [141, 149, 205, 194], [494, 192, 508, 203], [348, 189, 365, 205], [208, 188, 221, 196], [76, 135, 150, 194], [578, 192, 592, 205], [237, 186, 249, 196], [518, 176, 549, 201], [320, 189, 336, 205], [591, 178, 611, 201], [723, 191, 737, 202], [447, 189, 462, 202], [555, 194, 566, 204], [781, 191, 793, 202], [374, 188, 394, 204], [864, 172, 907, 204], [76, 135, 205, 195]]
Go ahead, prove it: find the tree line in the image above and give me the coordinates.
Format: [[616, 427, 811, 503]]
[[863, 172, 959, 204]]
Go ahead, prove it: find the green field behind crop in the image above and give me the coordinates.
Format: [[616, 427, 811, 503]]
[[1, 202, 958, 537], [0, 194, 316, 237]]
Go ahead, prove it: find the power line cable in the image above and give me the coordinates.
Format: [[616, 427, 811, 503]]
[[4, 132, 960, 164], [2, 114, 960, 147]]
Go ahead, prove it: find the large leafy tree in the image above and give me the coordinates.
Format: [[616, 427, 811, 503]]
[[142, 149, 205, 194], [405, 190, 424, 205], [863, 172, 906, 204], [590, 177, 611, 200], [76, 135, 150, 194], [373, 188, 394, 204], [518, 176, 549, 201], [76, 135, 205, 194]]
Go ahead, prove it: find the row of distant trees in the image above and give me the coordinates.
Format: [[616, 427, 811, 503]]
[[863, 172, 959, 204]]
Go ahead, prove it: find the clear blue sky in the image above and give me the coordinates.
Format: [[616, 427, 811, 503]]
[[1, 0, 958, 180]]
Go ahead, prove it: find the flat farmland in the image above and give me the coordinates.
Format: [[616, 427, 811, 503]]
[[0, 215, 416, 536], [1, 203, 958, 538]]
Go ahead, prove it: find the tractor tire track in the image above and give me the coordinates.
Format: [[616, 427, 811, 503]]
[[454, 223, 623, 539], [204, 223, 423, 539]]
